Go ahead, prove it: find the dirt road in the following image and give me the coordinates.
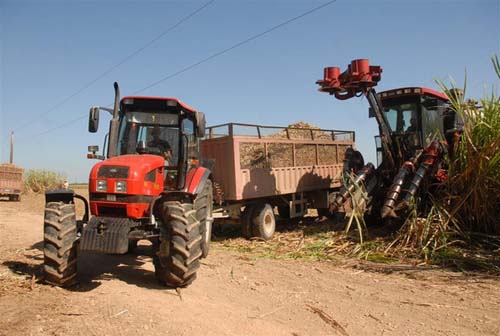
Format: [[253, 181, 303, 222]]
[[1, 191, 499, 336]]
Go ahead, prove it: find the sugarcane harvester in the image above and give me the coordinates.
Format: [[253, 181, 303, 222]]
[[316, 59, 454, 221]]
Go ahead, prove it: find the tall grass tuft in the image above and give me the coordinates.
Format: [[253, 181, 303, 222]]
[[24, 169, 66, 193], [435, 55, 500, 234]]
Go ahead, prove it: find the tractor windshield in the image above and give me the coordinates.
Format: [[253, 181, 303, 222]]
[[116, 111, 180, 165]]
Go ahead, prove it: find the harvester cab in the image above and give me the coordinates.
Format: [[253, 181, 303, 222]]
[[43, 82, 213, 289], [317, 59, 457, 222]]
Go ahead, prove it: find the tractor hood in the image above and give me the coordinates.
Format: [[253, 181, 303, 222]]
[[88, 154, 166, 218], [90, 154, 164, 180]]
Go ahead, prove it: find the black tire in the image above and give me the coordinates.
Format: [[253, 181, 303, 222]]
[[195, 180, 213, 258], [128, 239, 139, 254], [8, 195, 20, 202], [277, 205, 290, 219], [317, 208, 330, 218], [240, 204, 255, 239], [153, 201, 203, 288], [43, 201, 78, 287], [251, 203, 275, 241]]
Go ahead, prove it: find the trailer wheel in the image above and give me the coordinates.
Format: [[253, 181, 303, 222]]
[[43, 201, 78, 287], [9, 195, 20, 202], [153, 201, 202, 288], [240, 204, 255, 239], [251, 203, 275, 241], [195, 180, 213, 258]]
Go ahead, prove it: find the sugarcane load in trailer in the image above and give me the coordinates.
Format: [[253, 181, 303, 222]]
[[43, 82, 213, 288], [201, 122, 356, 240], [316, 59, 461, 223]]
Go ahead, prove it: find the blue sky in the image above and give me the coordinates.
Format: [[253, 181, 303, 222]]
[[1, 0, 499, 182]]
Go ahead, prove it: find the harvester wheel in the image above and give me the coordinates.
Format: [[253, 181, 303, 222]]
[[154, 201, 203, 288], [240, 204, 255, 239], [43, 201, 78, 287], [195, 180, 213, 258], [251, 203, 275, 241]]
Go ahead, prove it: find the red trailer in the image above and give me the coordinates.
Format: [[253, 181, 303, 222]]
[[0, 163, 23, 201]]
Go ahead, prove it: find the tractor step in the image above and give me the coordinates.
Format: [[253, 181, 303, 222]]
[[80, 217, 132, 254]]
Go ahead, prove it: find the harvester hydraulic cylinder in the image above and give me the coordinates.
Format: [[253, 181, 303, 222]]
[[331, 163, 375, 212]]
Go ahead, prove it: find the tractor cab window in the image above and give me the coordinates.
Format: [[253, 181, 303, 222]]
[[182, 118, 198, 161], [117, 111, 180, 165]]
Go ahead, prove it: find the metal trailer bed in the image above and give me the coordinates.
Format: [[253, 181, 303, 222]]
[[201, 123, 356, 240]]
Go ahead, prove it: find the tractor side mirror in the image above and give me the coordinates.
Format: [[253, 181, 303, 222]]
[[89, 106, 100, 133], [195, 112, 206, 138]]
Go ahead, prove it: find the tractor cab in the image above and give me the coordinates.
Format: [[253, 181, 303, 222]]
[[372, 87, 456, 165], [87, 94, 206, 219]]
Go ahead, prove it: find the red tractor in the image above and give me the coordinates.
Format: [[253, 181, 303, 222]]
[[317, 59, 461, 222], [43, 83, 213, 288]]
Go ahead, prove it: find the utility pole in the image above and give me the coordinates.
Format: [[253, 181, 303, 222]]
[[10, 131, 14, 164]]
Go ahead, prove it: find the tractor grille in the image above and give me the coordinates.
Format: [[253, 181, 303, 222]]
[[98, 166, 129, 178]]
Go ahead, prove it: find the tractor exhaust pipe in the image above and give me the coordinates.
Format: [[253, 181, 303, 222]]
[[107, 82, 121, 158]]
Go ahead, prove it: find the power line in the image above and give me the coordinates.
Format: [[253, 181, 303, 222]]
[[17, 0, 337, 142], [12, 0, 215, 133], [16, 114, 87, 144], [134, 0, 337, 94]]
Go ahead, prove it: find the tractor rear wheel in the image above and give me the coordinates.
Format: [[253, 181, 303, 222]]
[[43, 201, 78, 287], [153, 201, 203, 288], [251, 203, 275, 241], [195, 180, 213, 258]]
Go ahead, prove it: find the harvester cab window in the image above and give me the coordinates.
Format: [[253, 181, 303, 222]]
[[384, 103, 417, 134], [421, 97, 446, 146]]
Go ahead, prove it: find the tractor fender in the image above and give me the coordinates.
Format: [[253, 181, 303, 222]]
[[184, 167, 212, 195], [45, 189, 90, 223]]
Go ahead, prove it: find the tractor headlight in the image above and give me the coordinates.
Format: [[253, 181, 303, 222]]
[[96, 179, 108, 192], [115, 181, 127, 193]]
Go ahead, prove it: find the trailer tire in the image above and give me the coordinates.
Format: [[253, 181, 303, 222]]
[[240, 204, 255, 239], [9, 195, 20, 202], [43, 201, 78, 287], [153, 201, 202, 288], [251, 203, 275, 241], [195, 180, 213, 258]]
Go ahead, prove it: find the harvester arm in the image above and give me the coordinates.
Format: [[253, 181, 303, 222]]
[[316, 59, 396, 171]]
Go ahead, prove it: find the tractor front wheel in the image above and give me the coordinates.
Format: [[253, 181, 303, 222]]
[[43, 201, 78, 287], [153, 201, 203, 288]]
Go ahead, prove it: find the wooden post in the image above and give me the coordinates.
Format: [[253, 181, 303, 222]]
[[10, 131, 14, 164]]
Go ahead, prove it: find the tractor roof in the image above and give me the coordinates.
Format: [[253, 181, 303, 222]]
[[378, 87, 449, 101], [121, 96, 198, 114]]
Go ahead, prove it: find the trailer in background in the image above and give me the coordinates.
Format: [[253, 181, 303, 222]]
[[201, 123, 355, 240], [0, 163, 23, 201]]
